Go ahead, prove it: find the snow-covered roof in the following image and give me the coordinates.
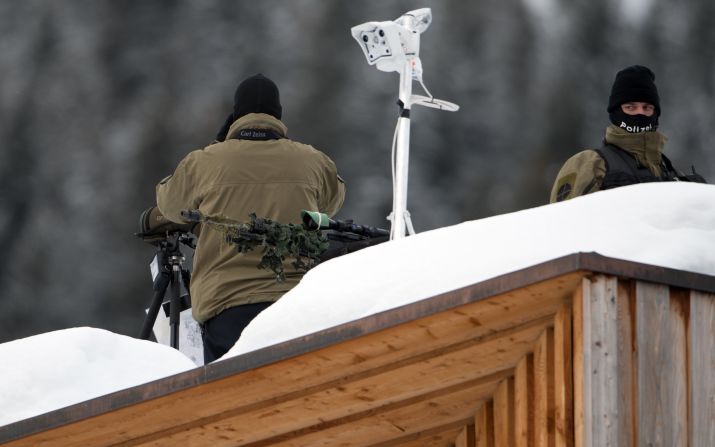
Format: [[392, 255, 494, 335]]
[[229, 182, 715, 356], [0, 328, 195, 426], [1, 182, 713, 427]]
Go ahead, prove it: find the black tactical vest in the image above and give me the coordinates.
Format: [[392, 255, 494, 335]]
[[594, 144, 706, 190]]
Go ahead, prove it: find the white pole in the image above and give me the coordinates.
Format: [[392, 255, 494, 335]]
[[391, 61, 413, 240], [351, 10, 457, 239]]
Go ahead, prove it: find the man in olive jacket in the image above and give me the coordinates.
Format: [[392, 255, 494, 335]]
[[157, 74, 345, 363], [550, 65, 704, 203]]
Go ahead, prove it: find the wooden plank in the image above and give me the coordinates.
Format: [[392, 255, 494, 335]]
[[465, 423, 477, 447], [148, 331, 532, 446], [393, 427, 464, 447], [454, 423, 476, 447], [575, 252, 715, 295], [366, 418, 474, 447], [689, 290, 715, 446], [456, 427, 469, 447], [636, 282, 687, 447], [268, 396, 481, 447], [493, 377, 515, 446], [387, 427, 464, 447], [515, 354, 534, 447], [240, 371, 507, 447], [572, 282, 584, 447], [553, 300, 573, 447], [616, 280, 635, 447], [586, 275, 616, 447], [475, 402, 495, 447], [534, 328, 555, 447], [138, 318, 549, 446], [580, 275, 633, 447]]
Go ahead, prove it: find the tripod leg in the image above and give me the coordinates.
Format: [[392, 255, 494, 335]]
[[139, 273, 169, 340], [169, 265, 182, 349]]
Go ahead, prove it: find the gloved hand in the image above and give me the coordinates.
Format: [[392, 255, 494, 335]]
[[214, 112, 235, 142], [137, 206, 198, 244]]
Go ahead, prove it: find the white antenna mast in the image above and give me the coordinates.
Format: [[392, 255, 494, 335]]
[[351, 8, 459, 240]]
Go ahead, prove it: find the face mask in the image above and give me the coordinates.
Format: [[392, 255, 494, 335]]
[[609, 108, 659, 133]]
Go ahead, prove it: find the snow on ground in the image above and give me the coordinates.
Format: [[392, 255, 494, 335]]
[[0, 182, 713, 427]]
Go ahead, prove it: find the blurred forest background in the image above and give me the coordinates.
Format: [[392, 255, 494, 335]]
[[1, 0, 713, 343]]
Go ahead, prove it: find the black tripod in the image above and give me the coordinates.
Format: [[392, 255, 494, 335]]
[[139, 232, 193, 350]]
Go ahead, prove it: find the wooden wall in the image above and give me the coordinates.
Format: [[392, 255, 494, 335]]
[[2, 256, 712, 447], [467, 275, 715, 447]]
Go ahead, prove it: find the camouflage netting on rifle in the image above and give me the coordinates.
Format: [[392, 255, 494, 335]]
[[188, 211, 329, 282]]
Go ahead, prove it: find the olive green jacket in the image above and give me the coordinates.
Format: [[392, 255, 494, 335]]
[[157, 113, 345, 323], [549, 125, 667, 203]]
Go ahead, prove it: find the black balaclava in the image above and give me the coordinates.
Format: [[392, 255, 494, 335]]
[[607, 65, 660, 133], [215, 74, 283, 142]]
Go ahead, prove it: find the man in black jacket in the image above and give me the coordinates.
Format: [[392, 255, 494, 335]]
[[550, 65, 706, 203]]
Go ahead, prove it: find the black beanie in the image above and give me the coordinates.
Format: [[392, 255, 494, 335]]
[[233, 74, 282, 120], [607, 65, 660, 116]]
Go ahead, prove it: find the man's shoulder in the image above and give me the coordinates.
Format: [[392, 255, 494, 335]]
[[558, 148, 604, 173], [566, 148, 602, 162], [172, 147, 210, 168], [550, 148, 606, 203], [283, 139, 337, 162], [281, 138, 315, 150]]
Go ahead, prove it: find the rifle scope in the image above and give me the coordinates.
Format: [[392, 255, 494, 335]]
[[301, 210, 389, 238]]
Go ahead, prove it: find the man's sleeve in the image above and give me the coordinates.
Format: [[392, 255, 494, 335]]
[[549, 150, 606, 203], [317, 154, 346, 217], [156, 152, 203, 223]]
